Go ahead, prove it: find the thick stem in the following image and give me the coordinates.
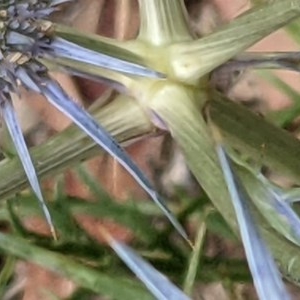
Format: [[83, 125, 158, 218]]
[[138, 0, 193, 46], [0, 93, 155, 200]]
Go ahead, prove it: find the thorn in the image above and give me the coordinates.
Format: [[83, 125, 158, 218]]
[[50, 226, 58, 241]]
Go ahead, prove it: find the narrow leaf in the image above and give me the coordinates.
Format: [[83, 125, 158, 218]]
[[0, 93, 56, 239], [46, 37, 165, 78], [212, 52, 300, 94], [226, 152, 300, 247], [183, 212, 207, 295], [243, 170, 300, 247], [216, 145, 290, 300], [219, 52, 300, 73], [104, 231, 191, 300], [264, 180, 300, 245], [0, 256, 15, 299], [25, 73, 189, 244]]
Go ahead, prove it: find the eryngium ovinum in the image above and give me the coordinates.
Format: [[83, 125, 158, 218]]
[[0, 0, 188, 242]]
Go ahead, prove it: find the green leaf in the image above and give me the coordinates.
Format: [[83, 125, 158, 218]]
[[0, 233, 153, 300], [183, 211, 208, 295]]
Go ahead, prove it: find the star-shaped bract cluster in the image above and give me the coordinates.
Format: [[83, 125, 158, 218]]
[[0, 0, 187, 243]]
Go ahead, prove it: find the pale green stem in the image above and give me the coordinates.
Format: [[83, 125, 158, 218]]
[[137, 0, 193, 46], [0, 256, 15, 298], [184, 209, 209, 295], [169, 0, 300, 84], [0, 93, 155, 200]]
